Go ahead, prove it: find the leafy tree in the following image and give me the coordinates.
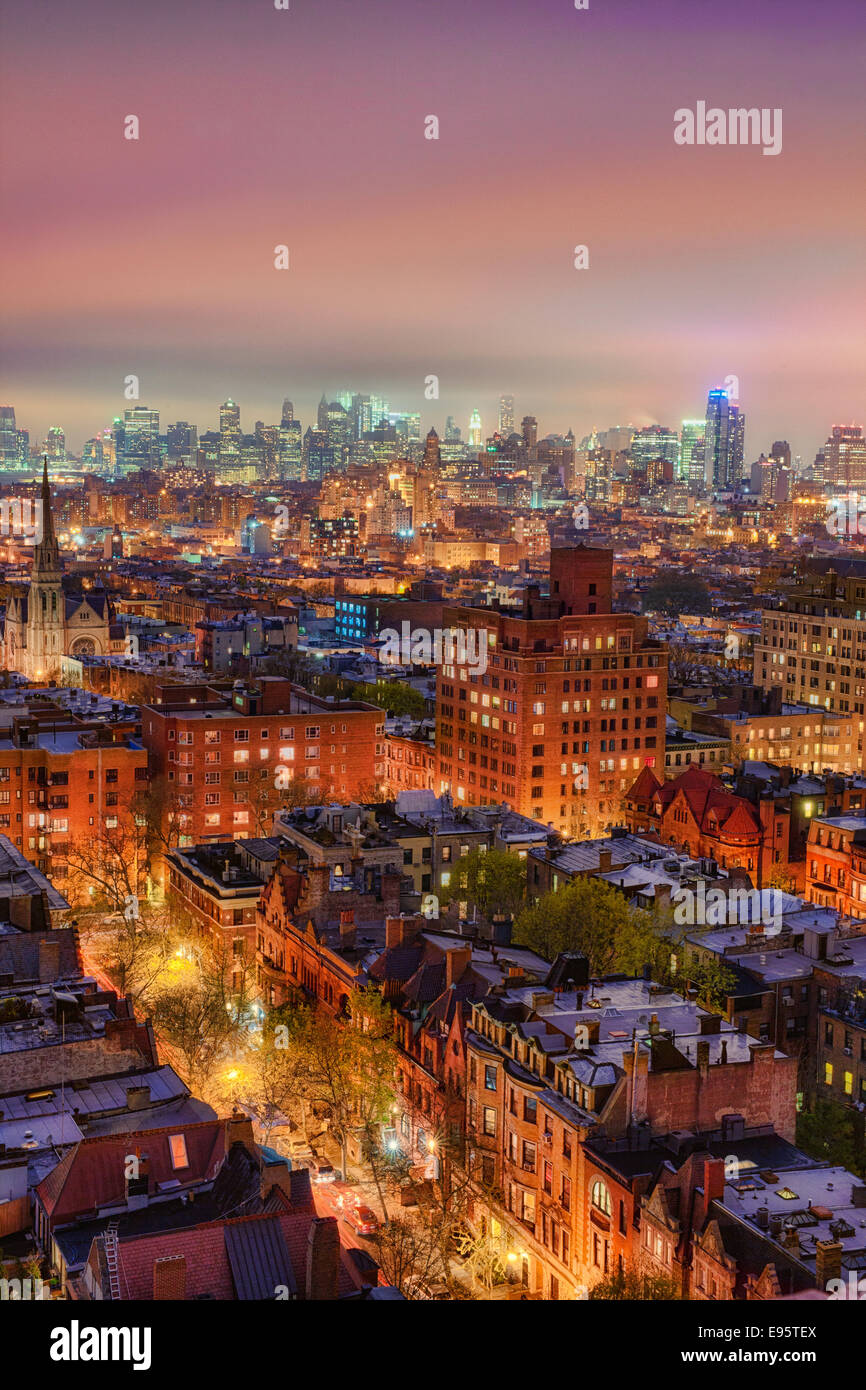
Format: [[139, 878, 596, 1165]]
[[796, 1100, 864, 1177], [588, 1261, 681, 1300], [513, 876, 634, 973], [439, 847, 527, 922], [642, 573, 711, 617], [677, 953, 738, 1011]]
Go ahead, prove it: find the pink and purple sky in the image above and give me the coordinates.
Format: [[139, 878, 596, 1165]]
[[1, 0, 864, 461]]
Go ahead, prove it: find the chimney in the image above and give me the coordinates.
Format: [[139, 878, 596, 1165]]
[[125, 1085, 151, 1112], [696, 1039, 711, 1078], [598, 849, 612, 873], [226, 1109, 255, 1151], [153, 1255, 187, 1300], [702, 1157, 725, 1206], [38, 938, 61, 983], [781, 1224, 800, 1254], [445, 944, 471, 989], [385, 915, 422, 949], [814, 1239, 843, 1291], [305, 1216, 340, 1300], [339, 909, 356, 950]]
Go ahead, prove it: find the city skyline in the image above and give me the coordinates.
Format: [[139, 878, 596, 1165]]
[[2, 0, 864, 463]]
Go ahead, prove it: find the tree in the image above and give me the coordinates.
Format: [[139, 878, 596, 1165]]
[[81, 900, 181, 1005], [149, 942, 256, 1100], [368, 1214, 448, 1299], [513, 876, 634, 973], [272, 990, 397, 1203], [588, 1261, 681, 1300], [439, 847, 527, 923], [642, 573, 711, 617], [796, 1100, 864, 1177], [677, 953, 738, 1011], [64, 815, 147, 913]]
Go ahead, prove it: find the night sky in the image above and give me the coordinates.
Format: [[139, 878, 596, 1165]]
[[1, 0, 864, 460]]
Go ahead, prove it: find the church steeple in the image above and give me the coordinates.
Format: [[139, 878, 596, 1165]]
[[33, 454, 61, 579]]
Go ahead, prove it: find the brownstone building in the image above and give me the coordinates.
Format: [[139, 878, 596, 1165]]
[[436, 545, 668, 837]]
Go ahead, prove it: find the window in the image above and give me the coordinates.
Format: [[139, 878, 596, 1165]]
[[168, 1134, 189, 1169], [482, 1107, 496, 1137], [590, 1179, 611, 1216], [484, 1064, 497, 1091], [560, 1175, 572, 1211], [523, 1095, 537, 1124]]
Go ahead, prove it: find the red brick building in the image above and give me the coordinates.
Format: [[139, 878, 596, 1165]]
[[142, 677, 385, 875], [624, 763, 791, 888], [805, 813, 866, 918], [436, 545, 667, 837], [0, 713, 148, 894]]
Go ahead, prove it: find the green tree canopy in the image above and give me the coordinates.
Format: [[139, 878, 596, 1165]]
[[641, 572, 712, 617], [439, 847, 527, 922]]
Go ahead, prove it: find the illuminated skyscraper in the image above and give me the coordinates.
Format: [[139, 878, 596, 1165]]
[[44, 425, 66, 461], [423, 427, 441, 470], [468, 410, 483, 449], [281, 398, 295, 427], [680, 420, 705, 487], [498, 394, 515, 436], [703, 388, 745, 489], [219, 399, 241, 474], [823, 425, 866, 490], [630, 425, 679, 474], [522, 416, 538, 449], [0, 406, 18, 469]]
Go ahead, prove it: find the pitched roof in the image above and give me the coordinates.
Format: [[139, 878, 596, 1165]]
[[36, 1120, 226, 1227], [111, 1210, 358, 1300]]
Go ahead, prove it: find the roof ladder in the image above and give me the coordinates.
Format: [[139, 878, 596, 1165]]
[[104, 1221, 122, 1300]]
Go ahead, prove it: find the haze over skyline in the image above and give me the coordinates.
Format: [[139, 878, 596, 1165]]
[[2, 0, 864, 462]]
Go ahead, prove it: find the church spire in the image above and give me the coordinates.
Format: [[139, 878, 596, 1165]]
[[33, 453, 61, 579]]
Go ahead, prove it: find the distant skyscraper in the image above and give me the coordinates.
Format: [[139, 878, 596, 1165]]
[[468, 410, 483, 449], [281, 398, 295, 427], [445, 416, 461, 442], [522, 416, 538, 450], [703, 389, 745, 489], [680, 420, 705, 486], [166, 421, 197, 467], [769, 440, 791, 471], [498, 394, 515, 436], [630, 425, 679, 474], [44, 425, 66, 461], [423, 427, 441, 470], [823, 425, 866, 490], [219, 399, 241, 474], [0, 406, 18, 468]]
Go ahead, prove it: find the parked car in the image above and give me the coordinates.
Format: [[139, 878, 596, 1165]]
[[343, 1204, 379, 1237], [311, 1160, 337, 1184]]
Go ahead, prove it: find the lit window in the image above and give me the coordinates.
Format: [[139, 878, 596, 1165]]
[[169, 1134, 189, 1169]]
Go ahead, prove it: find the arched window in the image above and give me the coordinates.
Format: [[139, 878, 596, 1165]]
[[590, 1179, 612, 1216]]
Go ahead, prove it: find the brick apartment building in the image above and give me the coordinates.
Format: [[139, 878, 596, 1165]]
[[436, 545, 668, 837], [0, 708, 148, 893], [805, 813, 866, 918], [142, 677, 385, 873]]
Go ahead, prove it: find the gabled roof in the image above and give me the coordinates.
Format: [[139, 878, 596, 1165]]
[[36, 1120, 226, 1227], [628, 764, 663, 801]]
